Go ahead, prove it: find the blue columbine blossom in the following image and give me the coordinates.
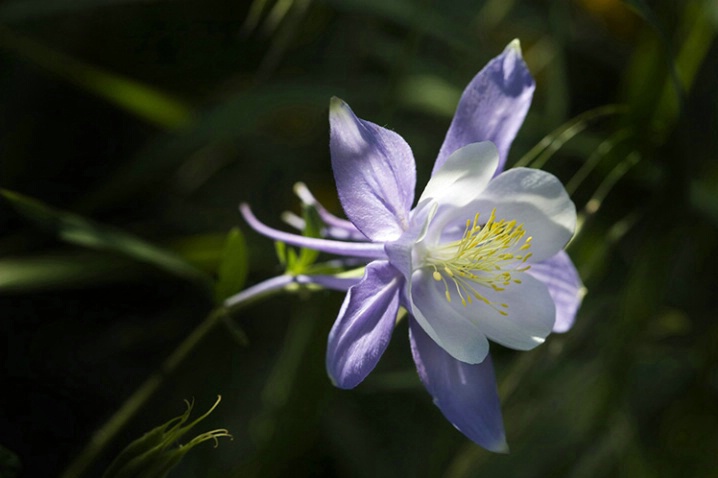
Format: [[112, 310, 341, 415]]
[[240, 40, 583, 452]]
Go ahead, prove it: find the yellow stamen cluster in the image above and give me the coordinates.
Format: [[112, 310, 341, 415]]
[[426, 208, 532, 315]]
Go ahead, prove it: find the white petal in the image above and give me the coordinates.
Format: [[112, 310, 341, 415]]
[[409, 268, 490, 364], [474, 273, 556, 350], [419, 142, 498, 207], [385, 199, 437, 280], [411, 267, 554, 357], [472, 167, 576, 262]]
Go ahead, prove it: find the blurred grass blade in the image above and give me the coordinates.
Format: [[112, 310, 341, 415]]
[[514, 104, 626, 170], [254, 0, 312, 80], [214, 227, 249, 304], [262, 0, 297, 35], [565, 128, 634, 195], [654, 1, 717, 127], [1, 189, 213, 291], [577, 211, 639, 284], [249, 312, 316, 445], [242, 0, 272, 35], [621, 0, 716, 135], [0, 27, 193, 129], [0, 253, 143, 293], [576, 152, 641, 237], [623, 0, 682, 108]]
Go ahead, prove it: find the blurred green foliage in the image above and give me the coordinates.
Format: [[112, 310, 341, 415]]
[[0, 0, 717, 477]]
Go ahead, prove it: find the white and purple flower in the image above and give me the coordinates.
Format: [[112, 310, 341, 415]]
[[240, 40, 583, 452]]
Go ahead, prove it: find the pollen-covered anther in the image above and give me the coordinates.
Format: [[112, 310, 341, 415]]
[[426, 208, 534, 314]]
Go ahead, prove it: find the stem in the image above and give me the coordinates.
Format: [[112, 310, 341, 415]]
[[61, 275, 295, 478], [223, 274, 294, 309]]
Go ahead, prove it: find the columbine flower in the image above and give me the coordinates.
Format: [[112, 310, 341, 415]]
[[240, 40, 583, 452]]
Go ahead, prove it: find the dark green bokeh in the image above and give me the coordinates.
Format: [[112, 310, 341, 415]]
[[1, 1, 717, 477]]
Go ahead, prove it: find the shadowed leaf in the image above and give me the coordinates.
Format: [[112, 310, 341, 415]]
[[214, 227, 249, 303], [1, 189, 213, 292]]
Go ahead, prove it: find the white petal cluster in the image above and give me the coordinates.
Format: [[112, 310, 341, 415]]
[[389, 142, 576, 364]]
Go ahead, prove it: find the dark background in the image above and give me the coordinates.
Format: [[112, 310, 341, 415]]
[[1, 0, 717, 477]]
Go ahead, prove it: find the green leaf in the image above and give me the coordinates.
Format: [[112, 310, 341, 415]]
[[286, 247, 299, 271], [277, 201, 324, 275], [214, 228, 249, 304], [292, 202, 323, 272], [1, 189, 213, 292], [168, 233, 228, 273], [274, 241, 287, 266]]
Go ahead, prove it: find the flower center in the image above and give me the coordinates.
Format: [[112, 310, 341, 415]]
[[426, 208, 532, 315]]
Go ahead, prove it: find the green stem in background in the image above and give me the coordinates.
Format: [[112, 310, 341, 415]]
[[61, 274, 295, 478]]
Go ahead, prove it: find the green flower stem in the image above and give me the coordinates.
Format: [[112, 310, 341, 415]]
[[61, 274, 295, 478]]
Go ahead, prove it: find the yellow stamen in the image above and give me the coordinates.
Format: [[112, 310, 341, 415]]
[[425, 208, 533, 316]]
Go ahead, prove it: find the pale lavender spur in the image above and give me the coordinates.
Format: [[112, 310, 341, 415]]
[[241, 40, 584, 452]]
